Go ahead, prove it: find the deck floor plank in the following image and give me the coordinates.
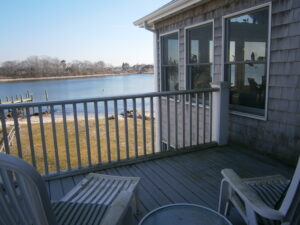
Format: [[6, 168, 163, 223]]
[[46, 145, 293, 224], [134, 162, 187, 203], [113, 165, 162, 212], [127, 164, 172, 206], [146, 160, 214, 207], [49, 179, 64, 201], [157, 157, 218, 207]]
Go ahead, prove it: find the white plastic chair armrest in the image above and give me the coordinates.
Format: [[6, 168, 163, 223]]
[[221, 169, 285, 221]]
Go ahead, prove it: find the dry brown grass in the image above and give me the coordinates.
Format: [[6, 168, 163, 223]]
[[10, 118, 154, 174]]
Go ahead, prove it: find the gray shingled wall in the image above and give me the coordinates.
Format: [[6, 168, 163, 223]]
[[154, 0, 300, 165]]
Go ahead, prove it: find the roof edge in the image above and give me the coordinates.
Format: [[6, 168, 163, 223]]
[[133, 0, 209, 28]]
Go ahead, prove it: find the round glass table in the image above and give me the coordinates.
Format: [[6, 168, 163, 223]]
[[138, 203, 233, 225]]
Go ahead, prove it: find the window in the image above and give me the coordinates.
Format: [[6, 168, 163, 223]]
[[161, 33, 179, 91], [186, 23, 213, 91], [224, 7, 269, 116]]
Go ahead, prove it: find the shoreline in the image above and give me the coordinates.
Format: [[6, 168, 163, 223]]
[[0, 72, 153, 83], [5, 112, 152, 125]]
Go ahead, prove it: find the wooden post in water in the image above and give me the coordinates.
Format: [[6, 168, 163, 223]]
[[45, 90, 49, 112], [45, 90, 48, 101], [32, 95, 35, 114]]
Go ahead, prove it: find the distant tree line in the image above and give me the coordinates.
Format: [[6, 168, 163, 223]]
[[0, 56, 153, 79]]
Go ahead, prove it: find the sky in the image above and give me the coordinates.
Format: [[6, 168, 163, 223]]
[[0, 0, 170, 66]]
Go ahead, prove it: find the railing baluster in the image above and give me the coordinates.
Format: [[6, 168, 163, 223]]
[[84, 102, 92, 166], [50, 105, 60, 173], [12, 108, 22, 158], [114, 100, 120, 161], [73, 103, 81, 168], [132, 98, 139, 157], [133, 98, 138, 157], [196, 93, 199, 145], [182, 94, 185, 148], [158, 96, 162, 151], [189, 94, 192, 146], [38, 106, 48, 174], [62, 104, 71, 171], [209, 92, 213, 142], [104, 100, 111, 163], [123, 99, 129, 159], [25, 107, 35, 167], [150, 96, 155, 154], [174, 95, 178, 150], [202, 93, 206, 144], [167, 95, 170, 150], [0, 109, 9, 154], [141, 97, 146, 155], [94, 101, 101, 164], [0, 88, 219, 176]]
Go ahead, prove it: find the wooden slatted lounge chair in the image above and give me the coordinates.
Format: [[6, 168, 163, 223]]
[[0, 153, 140, 225], [218, 155, 300, 225]]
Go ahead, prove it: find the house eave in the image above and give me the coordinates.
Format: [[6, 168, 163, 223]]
[[133, 0, 211, 29]]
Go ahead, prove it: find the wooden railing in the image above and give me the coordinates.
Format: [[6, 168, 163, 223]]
[[0, 88, 218, 178]]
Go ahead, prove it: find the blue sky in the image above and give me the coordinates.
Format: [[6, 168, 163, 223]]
[[0, 0, 169, 66]]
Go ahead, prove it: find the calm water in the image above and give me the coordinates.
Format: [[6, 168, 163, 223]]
[[0, 74, 154, 115]]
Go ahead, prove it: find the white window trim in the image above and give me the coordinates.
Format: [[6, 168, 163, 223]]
[[159, 30, 180, 92], [183, 19, 215, 91], [221, 2, 272, 121]]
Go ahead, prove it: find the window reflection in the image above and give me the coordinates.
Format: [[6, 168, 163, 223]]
[[161, 33, 179, 91], [188, 24, 213, 64], [225, 7, 269, 116], [165, 67, 179, 91], [227, 8, 268, 63], [162, 33, 179, 65], [190, 65, 212, 89], [186, 23, 213, 94], [244, 42, 266, 61], [228, 64, 266, 112]]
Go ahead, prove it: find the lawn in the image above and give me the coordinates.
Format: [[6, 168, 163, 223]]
[[10, 117, 155, 174]]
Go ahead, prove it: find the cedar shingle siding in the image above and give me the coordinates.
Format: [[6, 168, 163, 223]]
[[154, 0, 300, 165]]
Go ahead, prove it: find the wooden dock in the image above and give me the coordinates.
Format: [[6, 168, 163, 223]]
[[0, 97, 33, 104], [0, 91, 33, 104]]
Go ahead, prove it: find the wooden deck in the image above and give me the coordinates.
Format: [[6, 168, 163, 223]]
[[45, 145, 293, 225]]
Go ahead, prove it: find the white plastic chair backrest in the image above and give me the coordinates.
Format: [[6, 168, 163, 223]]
[[0, 153, 57, 225], [279, 155, 300, 219]]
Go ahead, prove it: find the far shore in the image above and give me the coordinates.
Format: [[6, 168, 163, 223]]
[[0, 71, 153, 83]]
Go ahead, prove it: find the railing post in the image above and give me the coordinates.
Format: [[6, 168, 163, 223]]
[[154, 31, 161, 153], [211, 82, 229, 145]]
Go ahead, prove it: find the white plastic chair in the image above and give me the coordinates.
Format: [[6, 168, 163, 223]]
[[218, 155, 300, 225], [0, 153, 140, 225]]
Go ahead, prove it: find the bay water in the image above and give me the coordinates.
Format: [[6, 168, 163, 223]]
[[0, 74, 155, 116]]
